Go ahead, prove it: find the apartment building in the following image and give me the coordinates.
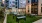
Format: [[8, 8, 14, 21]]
[[1, 0, 26, 14], [2, 0, 42, 15], [26, 0, 42, 15]]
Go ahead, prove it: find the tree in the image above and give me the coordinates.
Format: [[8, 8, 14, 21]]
[[0, 8, 4, 17]]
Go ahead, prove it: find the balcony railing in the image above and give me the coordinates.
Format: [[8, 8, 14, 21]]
[[31, 6, 38, 8]]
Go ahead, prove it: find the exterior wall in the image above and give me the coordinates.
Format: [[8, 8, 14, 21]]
[[26, 0, 31, 14], [29, 0, 31, 14], [38, 0, 42, 15], [6, 8, 26, 14], [18, 9, 26, 13], [26, 0, 28, 14], [26, 0, 42, 15], [1, 0, 42, 15]]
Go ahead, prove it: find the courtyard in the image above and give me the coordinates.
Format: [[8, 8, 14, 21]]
[[7, 14, 42, 23]]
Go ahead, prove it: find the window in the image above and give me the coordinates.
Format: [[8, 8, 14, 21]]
[[35, 0, 38, 2], [41, 4, 42, 6], [28, 0, 30, 3], [41, 7, 42, 13], [15, 2, 17, 5], [6, 0, 9, 3], [12, 5, 15, 7], [12, 1, 15, 3], [31, 0, 38, 3], [1, 3, 4, 7], [35, 4, 38, 5], [34, 8, 38, 11], [32, 3, 35, 6], [15, 0, 17, 1], [28, 6, 29, 12], [15, 6, 17, 8], [15, 1, 18, 8], [31, 0, 35, 3]]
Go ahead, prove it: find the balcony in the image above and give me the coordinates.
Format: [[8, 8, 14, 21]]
[[31, 7, 38, 14], [31, 6, 38, 8], [31, 3, 38, 6]]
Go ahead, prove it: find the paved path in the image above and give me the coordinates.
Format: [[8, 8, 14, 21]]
[[33, 19, 42, 23], [3, 14, 7, 23]]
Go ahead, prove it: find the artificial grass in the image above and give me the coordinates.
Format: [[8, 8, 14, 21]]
[[26, 17, 40, 23], [7, 14, 16, 23], [7, 14, 42, 23], [7, 14, 26, 23]]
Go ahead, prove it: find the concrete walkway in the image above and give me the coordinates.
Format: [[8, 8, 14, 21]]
[[3, 14, 7, 23], [33, 19, 42, 23]]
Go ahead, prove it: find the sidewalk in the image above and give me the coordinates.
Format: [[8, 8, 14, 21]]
[[3, 14, 7, 23], [33, 19, 42, 23]]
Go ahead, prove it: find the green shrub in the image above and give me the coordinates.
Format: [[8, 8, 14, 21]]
[[0, 9, 4, 17]]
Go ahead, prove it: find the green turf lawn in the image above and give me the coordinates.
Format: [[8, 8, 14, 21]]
[[7, 14, 42, 23]]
